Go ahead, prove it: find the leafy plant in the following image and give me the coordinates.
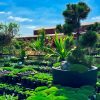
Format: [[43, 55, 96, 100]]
[[46, 34, 73, 61], [0, 94, 18, 100], [69, 64, 88, 73], [35, 86, 48, 92], [30, 29, 46, 52], [80, 31, 97, 55], [53, 62, 61, 68], [27, 85, 95, 100]]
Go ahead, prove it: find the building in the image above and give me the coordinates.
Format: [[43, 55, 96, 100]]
[[34, 27, 56, 35], [17, 21, 99, 41]]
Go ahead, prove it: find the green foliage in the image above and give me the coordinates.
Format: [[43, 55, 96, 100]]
[[27, 85, 95, 100], [80, 31, 97, 48], [22, 73, 53, 86], [2, 66, 36, 77], [46, 34, 73, 61], [68, 47, 93, 67], [69, 64, 88, 73], [35, 86, 48, 92], [84, 55, 94, 67], [0, 33, 11, 46], [0, 83, 24, 93], [0, 94, 18, 100], [96, 93, 100, 100], [27, 93, 48, 100], [7, 22, 19, 37], [68, 47, 85, 64], [13, 40, 22, 49], [30, 29, 46, 51], [3, 67, 14, 71], [4, 62, 11, 67], [65, 36, 74, 49], [34, 73, 53, 81], [56, 24, 63, 33], [20, 49, 26, 61], [87, 22, 100, 32], [63, 23, 73, 35], [19, 67, 34, 72], [10, 57, 20, 63], [53, 62, 61, 68], [63, 2, 90, 41], [30, 39, 42, 51], [63, 2, 90, 20], [79, 86, 95, 96], [0, 22, 19, 47], [43, 87, 58, 95]]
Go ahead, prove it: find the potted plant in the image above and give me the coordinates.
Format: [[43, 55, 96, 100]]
[[52, 47, 98, 87], [52, 34, 98, 87], [52, 2, 98, 87]]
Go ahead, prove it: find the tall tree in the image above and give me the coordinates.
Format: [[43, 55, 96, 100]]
[[0, 22, 19, 54], [63, 2, 90, 43]]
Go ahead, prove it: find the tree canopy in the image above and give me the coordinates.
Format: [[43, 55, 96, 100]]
[[63, 2, 90, 39], [0, 22, 19, 46]]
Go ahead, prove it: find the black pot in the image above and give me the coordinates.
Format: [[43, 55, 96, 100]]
[[52, 66, 98, 87]]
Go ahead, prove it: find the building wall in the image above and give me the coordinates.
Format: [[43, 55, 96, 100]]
[[34, 28, 56, 35], [17, 22, 96, 41]]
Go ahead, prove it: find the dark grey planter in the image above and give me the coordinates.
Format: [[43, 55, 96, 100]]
[[52, 66, 98, 87]]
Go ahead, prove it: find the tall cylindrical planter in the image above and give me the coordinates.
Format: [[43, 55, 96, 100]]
[[52, 66, 97, 87]]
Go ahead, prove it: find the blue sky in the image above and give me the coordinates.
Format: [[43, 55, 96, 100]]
[[0, 0, 100, 37]]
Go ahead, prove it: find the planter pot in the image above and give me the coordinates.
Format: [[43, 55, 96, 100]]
[[52, 66, 98, 87]]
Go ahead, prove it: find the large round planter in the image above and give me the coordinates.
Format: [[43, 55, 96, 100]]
[[52, 66, 98, 87]]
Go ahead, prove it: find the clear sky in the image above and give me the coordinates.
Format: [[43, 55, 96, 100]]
[[0, 0, 100, 37]]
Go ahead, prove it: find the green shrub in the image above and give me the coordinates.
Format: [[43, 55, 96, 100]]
[[35, 86, 48, 92], [27, 85, 95, 100], [96, 93, 100, 100], [0, 94, 18, 100], [69, 64, 88, 73], [27, 93, 48, 100], [14, 64, 24, 69], [4, 62, 11, 67], [78, 86, 95, 96], [34, 73, 53, 82], [54, 96, 67, 100], [10, 57, 20, 63], [43, 87, 58, 95], [53, 62, 61, 68], [0, 83, 24, 94], [67, 47, 86, 65], [3, 67, 14, 71], [80, 31, 97, 48]]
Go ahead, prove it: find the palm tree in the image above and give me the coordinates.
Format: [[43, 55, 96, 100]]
[[63, 2, 90, 44]]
